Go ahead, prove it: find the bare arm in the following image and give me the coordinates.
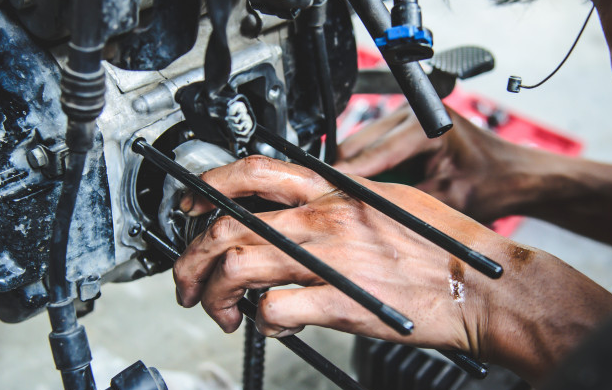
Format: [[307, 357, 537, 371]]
[[335, 105, 612, 245], [175, 156, 612, 385]]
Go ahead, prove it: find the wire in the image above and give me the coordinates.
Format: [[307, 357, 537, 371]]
[[520, 3, 595, 90]]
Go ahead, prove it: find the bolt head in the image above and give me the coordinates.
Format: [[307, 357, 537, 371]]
[[27, 146, 49, 169], [268, 86, 281, 100], [128, 224, 142, 237]]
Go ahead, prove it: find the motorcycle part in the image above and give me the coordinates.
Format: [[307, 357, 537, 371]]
[[107, 360, 168, 390], [507, 3, 594, 93], [428, 46, 495, 99], [242, 288, 267, 390], [376, 0, 433, 65], [352, 337, 529, 390], [348, 0, 452, 138], [307, 0, 337, 163], [353, 46, 495, 98], [249, 0, 313, 19]]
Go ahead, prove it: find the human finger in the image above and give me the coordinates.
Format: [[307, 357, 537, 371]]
[[334, 115, 440, 178], [174, 205, 326, 308], [254, 286, 355, 338], [337, 104, 412, 161], [199, 244, 324, 333], [179, 155, 335, 216]]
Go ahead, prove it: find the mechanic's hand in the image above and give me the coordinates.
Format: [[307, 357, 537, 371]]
[[174, 156, 612, 385], [334, 104, 534, 224]]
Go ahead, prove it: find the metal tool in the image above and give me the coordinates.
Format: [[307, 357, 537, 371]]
[[132, 138, 489, 380]]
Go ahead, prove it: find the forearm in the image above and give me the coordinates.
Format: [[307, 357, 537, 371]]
[[441, 108, 612, 244], [498, 146, 612, 244]]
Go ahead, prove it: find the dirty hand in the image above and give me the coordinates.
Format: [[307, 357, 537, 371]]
[[334, 104, 537, 224], [335, 104, 612, 244], [174, 156, 612, 385]]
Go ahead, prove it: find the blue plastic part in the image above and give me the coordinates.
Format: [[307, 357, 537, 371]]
[[376, 25, 433, 49]]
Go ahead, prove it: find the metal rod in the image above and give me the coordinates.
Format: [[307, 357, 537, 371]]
[[143, 226, 487, 379], [132, 138, 413, 335], [253, 126, 503, 279], [347, 0, 452, 138], [238, 298, 367, 390], [140, 227, 367, 390], [438, 350, 488, 380]]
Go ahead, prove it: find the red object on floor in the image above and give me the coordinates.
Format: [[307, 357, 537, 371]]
[[339, 47, 583, 237], [443, 89, 582, 157]]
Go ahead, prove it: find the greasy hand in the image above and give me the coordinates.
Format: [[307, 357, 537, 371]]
[[335, 104, 532, 223], [175, 155, 506, 355], [174, 155, 612, 385]]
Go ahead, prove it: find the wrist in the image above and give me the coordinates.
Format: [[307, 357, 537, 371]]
[[476, 241, 612, 385]]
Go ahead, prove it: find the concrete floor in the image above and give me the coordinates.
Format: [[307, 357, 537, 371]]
[[2, 0, 612, 389]]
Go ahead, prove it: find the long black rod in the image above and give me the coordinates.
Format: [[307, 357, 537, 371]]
[[132, 138, 413, 336], [238, 299, 367, 390], [253, 127, 503, 279], [142, 227, 487, 379], [439, 350, 488, 380], [140, 228, 367, 390], [347, 0, 452, 138]]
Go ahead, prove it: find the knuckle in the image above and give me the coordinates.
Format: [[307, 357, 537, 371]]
[[208, 215, 233, 240], [219, 246, 245, 282], [172, 260, 190, 287], [241, 155, 274, 177]]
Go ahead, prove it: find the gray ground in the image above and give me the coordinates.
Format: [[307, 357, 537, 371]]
[[2, 0, 612, 389]]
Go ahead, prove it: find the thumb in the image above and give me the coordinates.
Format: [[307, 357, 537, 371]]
[[335, 119, 437, 178], [333, 145, 396, 177], [255, 286, 352, 337]]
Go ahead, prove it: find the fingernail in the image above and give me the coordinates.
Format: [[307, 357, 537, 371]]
[[268, 328, 295, 338], [180, 192, 194, 213], [175, 288, 184, 307]]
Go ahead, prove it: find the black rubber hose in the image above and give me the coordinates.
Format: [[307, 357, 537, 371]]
[[203, 0, 233, 98], [48, 151, 88, 303], [309, 0, 338, 163]]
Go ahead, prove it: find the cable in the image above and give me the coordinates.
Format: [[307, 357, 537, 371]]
[[507, 3, 595, 93]]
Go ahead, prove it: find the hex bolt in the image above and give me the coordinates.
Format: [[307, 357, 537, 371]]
[[27, 146, 50, 169], [267, 86, 281, 101], [128, 223, 142, 237]]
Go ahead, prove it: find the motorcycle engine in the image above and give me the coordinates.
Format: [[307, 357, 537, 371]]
[[0, 0, 356, 323]]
